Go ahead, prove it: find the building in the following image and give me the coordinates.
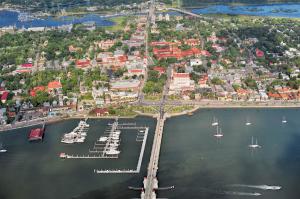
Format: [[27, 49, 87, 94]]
[[94, 108, 109, 116], [76, 59, 91, 69], [153, 66, 166, 75], [30, 86, 46, 97], [110, 79, 141, 92], [96, 40, 116, 50], [190, 59, 203, 66], [48, 81, 62, 94], [1, 91, 9, 103], [169, 71, 195, 93]]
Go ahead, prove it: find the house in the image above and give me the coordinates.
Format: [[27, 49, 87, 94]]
[[256, 48, 264, 58], [68, 45, 81, 53], [94, 108, 109, 116], [1, 91, 9, 103], [96, 40, 116, 50], [153, 66, 166, 75], [30, 86, 46, 97], [48, 81, 62, 94], [126, 69, 145, 77], [76, 59, 91, 68], [184, 39, 200, 47], [190, 59, 202, 66]]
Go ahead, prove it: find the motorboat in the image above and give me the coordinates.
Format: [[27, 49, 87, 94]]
[[99, 137, 108, 142], [61, 138, 74, 144], [106, 149, 120, 155]]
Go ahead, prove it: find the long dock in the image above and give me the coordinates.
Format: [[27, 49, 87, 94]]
[[65, 154, 118, 159]]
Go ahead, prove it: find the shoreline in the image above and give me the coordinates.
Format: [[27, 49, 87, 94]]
[[2, 103, 300, 132]]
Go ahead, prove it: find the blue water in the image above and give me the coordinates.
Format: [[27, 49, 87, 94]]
[[0, 10, 114, 28], [191, 3, 300, 17]]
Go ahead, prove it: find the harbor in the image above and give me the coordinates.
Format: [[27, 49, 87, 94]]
[[1, 110, 300, 198], [60, 118, 150, 174]]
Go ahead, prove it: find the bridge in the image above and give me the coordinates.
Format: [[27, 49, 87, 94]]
[[167, 7, 201, 18]]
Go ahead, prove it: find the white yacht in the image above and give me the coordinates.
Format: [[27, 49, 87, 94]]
[[106, 149, 120, 155], [61, 138, 74, 144], [211, 117, 218, 126], [249, 137, 261, 148], [213, 126, 223, 138], [99, 137, 108, 142]]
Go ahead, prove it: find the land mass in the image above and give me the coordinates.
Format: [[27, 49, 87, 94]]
[[182, 0, 300, 7]]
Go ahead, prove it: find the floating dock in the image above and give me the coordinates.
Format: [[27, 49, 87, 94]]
[[94, 127, 149, 174]]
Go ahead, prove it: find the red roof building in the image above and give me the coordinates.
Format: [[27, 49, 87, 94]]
[[28, 128, 44, 141], [153, 46, 202, 60], [94, 108, 109, 116], [48, 81, 62, 93], [21, 63, 33, 68], [127, 69, 145, 76], [30, 86, 46, 97], [1, 91, 9, 103], [76, 59, 91, 68], [153, 66, 166, 75], [184, 39, 200, 46], [256, 48, 264, 58]]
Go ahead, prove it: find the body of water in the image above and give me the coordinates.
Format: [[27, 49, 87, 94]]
[[0, 117, 156, 199], [0, 10, 114, 28], [158, 108, 300, 198], [191, 3, 300, 17], [1, 109, 300, 199]]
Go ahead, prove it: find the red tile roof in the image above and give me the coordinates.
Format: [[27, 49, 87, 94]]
[[76, 59, 90, 68], [256, 48, 264, 57], [153, 66, 166, 74], [48, 81, 62, 89], [173, 72, 190, 78], [1, 91, 9, 102], [21, 63, 33, 68]]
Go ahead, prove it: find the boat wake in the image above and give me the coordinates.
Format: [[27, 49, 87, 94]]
[[198, 187, 261, 196], [229, 184, 281, 190], [223, 191, 261, 196]]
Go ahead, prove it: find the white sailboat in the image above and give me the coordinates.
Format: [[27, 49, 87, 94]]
[[246, 117, 252, 126], [214, 126, 224, 138], [0, 143, 7, 153], [212, 117, 219, 126], [282, 116, 287, 123], [248, 136, 261, 149]]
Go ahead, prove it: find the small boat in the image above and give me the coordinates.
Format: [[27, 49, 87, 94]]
[[214, 126, 224, 138], [61, 138, 74, 144], [59, 152, 67, 159], [248, 136, 261, 149], [246, 117, 252, 126], [211, 117, 218, 126], [0, 143, 7, 153], [99, 137, 108, 142], [105, 149, 120, 155], [282, 116, 287, 123]]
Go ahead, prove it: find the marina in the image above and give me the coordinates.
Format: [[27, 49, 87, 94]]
[[61, 119, 89, 144]]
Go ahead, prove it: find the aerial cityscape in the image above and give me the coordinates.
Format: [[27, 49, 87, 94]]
[[0, 0, 300, 199]]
